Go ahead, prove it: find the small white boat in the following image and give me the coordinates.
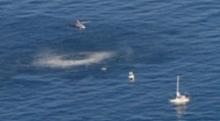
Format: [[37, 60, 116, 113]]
[[128, 71, 135, 82], [101, 67, 107, 71], [170, 75, 190, 105]]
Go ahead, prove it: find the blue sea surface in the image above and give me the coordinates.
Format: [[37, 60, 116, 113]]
[[1, 0, 220, 120]]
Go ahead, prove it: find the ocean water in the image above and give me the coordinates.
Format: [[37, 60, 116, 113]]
[[0, 0, 220, 120]]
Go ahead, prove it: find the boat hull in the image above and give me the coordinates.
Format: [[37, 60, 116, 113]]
[[170, 97, 190, 105]]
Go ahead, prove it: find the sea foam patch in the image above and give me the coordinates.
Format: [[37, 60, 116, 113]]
[[33, 51, 115, 68]]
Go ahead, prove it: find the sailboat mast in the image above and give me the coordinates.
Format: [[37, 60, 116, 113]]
[[176, 75, 180, 97]]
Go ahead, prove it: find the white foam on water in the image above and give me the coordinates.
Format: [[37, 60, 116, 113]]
[[33, 51, 115, 68]]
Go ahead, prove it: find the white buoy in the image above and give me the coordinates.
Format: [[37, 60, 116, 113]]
[[170, 75, 190, 105], [128, 71, 135, 82]]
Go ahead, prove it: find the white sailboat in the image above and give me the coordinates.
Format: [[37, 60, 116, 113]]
[[170, 75, 190, 105]]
